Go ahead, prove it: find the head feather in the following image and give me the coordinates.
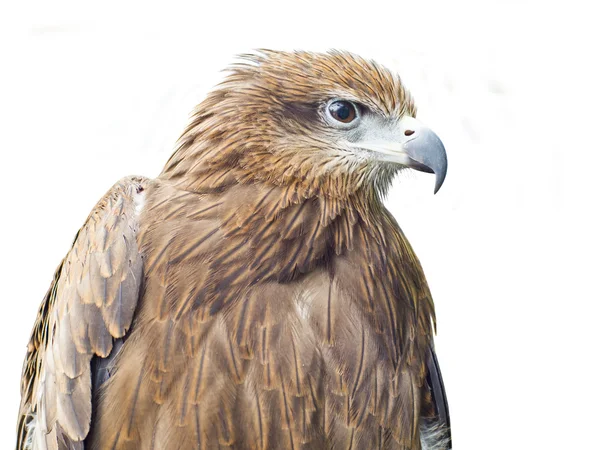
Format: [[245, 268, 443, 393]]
[[161, 50, 416, 199]]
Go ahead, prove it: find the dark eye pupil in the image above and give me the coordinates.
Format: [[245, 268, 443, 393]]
[[329, 101, 356, 123], [336, 104, 350, 120]]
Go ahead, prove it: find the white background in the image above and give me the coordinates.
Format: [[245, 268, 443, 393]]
[[1, 1, 599, 448]]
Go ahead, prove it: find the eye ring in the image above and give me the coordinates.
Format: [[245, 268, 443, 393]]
[[325, 100, 359, 126]]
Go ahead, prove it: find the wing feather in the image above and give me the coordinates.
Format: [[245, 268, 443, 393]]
[[16, 176, 147, 450], [420, 344, 452, 449]]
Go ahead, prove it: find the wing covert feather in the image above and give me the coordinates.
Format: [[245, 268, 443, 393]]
[[16, 176, 147, 450]]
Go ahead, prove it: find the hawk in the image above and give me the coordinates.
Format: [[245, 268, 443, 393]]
[[17, 50, 451, 449]]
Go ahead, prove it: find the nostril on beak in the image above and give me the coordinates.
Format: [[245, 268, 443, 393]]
[[404, 129, 415, 137]]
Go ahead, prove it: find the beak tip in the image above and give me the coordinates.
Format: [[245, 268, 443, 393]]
[[433, 173, 446, 194]]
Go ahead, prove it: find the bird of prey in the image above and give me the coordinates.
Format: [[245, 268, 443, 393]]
[[17, 50, 450, 450]]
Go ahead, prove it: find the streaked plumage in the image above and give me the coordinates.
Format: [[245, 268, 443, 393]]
[[17, 50, 450, 449]]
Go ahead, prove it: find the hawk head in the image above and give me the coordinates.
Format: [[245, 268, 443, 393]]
[[164, 50, 447, 197]]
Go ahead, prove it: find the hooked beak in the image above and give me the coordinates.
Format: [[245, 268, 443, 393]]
[[350, 116, 448, 193]]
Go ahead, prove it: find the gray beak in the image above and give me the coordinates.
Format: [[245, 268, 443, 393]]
[[348, 116, 448, 193], [402, 123, 448, 194]]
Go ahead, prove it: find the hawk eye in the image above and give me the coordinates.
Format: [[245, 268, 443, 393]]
[[327, 100, 357, 124]]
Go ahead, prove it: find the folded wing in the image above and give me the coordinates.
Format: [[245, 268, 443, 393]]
[[421, 344, 452, 449], [16, 176, 147, 450]]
